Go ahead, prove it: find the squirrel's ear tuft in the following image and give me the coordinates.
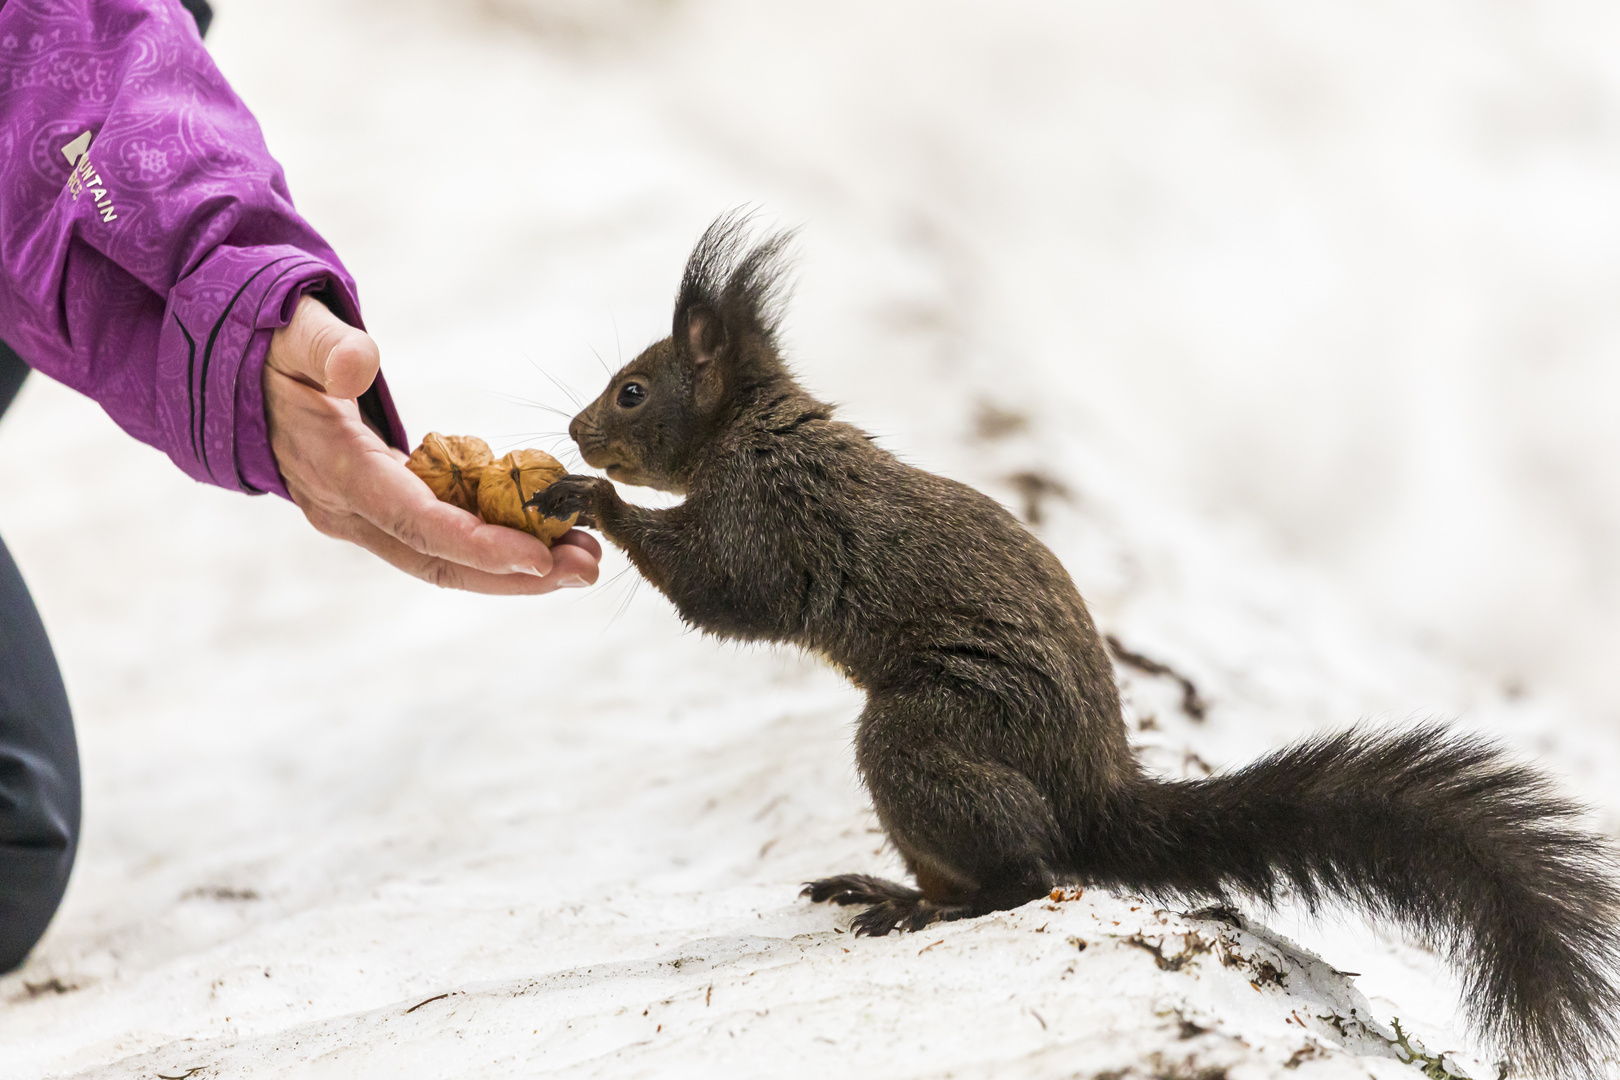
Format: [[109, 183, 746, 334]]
[[686, 306, 725, 368], [674, 209, 796, 364]]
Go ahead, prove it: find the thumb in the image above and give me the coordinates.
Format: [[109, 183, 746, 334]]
[[268, 294, 381, 399]]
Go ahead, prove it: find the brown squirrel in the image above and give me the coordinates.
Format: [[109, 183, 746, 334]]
[[529, 214, 1620, 1077]]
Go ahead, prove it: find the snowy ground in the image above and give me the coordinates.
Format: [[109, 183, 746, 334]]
[[4, 1, 1620, 1077]]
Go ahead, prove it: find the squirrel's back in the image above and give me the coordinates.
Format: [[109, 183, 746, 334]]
[[705, 406, 1112, 681]]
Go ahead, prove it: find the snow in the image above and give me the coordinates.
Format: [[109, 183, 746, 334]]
[[4, 0, 1620, 1076]]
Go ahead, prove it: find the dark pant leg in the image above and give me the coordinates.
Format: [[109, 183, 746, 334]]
[[0, 532, 80, 974], [178, 0, 213, 38], [0, 340, 27, 420]]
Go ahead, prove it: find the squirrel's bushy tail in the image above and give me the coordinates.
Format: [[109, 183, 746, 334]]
[[1086, 726, 1620, 1077]]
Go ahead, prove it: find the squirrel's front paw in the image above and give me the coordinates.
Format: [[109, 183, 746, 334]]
[[525, 474, 608, 529]]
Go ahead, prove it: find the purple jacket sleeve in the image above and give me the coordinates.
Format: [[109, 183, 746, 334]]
[[0, 0, 407, 496]]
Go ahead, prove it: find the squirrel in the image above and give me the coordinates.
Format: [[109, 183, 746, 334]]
[[529, 213, 1620, 1077]]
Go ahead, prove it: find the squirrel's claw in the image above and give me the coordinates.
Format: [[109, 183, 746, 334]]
[[526, 474, 601, 522]]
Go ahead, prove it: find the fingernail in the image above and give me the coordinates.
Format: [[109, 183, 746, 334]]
[[558, 574, 588, 589], [515, 564, 548, 578]]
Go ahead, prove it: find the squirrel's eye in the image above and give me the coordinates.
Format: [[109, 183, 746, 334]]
[[616, 382, 647, 409]]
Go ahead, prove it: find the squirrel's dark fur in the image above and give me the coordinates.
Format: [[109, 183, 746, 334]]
[[531, 213, 1620, 1077]]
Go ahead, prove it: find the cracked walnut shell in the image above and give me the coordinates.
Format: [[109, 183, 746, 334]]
[[477, 449, 579, 545], [406, 432, 493, 514]]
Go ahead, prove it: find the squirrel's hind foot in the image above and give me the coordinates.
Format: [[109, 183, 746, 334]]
[[850, 896, 974, 936], [800, 873, 972, 936]]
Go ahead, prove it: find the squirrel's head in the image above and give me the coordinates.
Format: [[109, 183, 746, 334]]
[[569, 213, 796, 494]]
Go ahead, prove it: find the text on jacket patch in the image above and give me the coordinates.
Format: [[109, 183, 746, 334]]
[[60, 131, 116, 224]]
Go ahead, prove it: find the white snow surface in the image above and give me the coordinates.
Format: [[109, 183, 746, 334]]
[[4, 0, 1620, 1076]]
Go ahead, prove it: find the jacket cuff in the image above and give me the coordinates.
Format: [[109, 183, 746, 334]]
[[155, 244, 407, 497]]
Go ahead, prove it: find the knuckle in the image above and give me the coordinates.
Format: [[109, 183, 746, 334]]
[[387, 512, 432, 554], [308, 323, 345, 367], [419, 559, 461, 590]]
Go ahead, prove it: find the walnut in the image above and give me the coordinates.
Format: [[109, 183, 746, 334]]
[[405, 432, 493, 514], [477, 449, 579, 545]]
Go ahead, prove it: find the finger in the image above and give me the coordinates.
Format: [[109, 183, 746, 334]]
[[268, 377, 563, 578], [345, 458, 601, 584], [547, 539, 602, 586], [552, 529, 603, 560], [330, 513, 587, 595], [267, 295, 381, 399]]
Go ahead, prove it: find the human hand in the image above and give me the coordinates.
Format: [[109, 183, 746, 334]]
[[264, 296, 602, 594]]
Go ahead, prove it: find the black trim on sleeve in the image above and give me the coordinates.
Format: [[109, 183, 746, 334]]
[[195, 256, 296, 482], [235, 258, 322, 490], [174, 312, 197, 452]]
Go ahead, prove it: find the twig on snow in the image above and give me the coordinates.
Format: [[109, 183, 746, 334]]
[[405, 992, 451, 1014], [1105, 634, 1208, 720]]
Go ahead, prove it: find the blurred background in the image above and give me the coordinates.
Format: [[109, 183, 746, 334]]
[[5, 0, 1620, 1073], [242, 0, 1620, 722]]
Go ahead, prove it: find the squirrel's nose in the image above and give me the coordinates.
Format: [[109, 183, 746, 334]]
[[568, 415, 582, 445]]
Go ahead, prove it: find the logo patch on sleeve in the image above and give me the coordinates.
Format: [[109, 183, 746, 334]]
[[61, 131, 117, 223]]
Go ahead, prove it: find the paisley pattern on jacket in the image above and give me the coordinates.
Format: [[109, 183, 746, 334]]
[[0, 0, 405, 494]]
